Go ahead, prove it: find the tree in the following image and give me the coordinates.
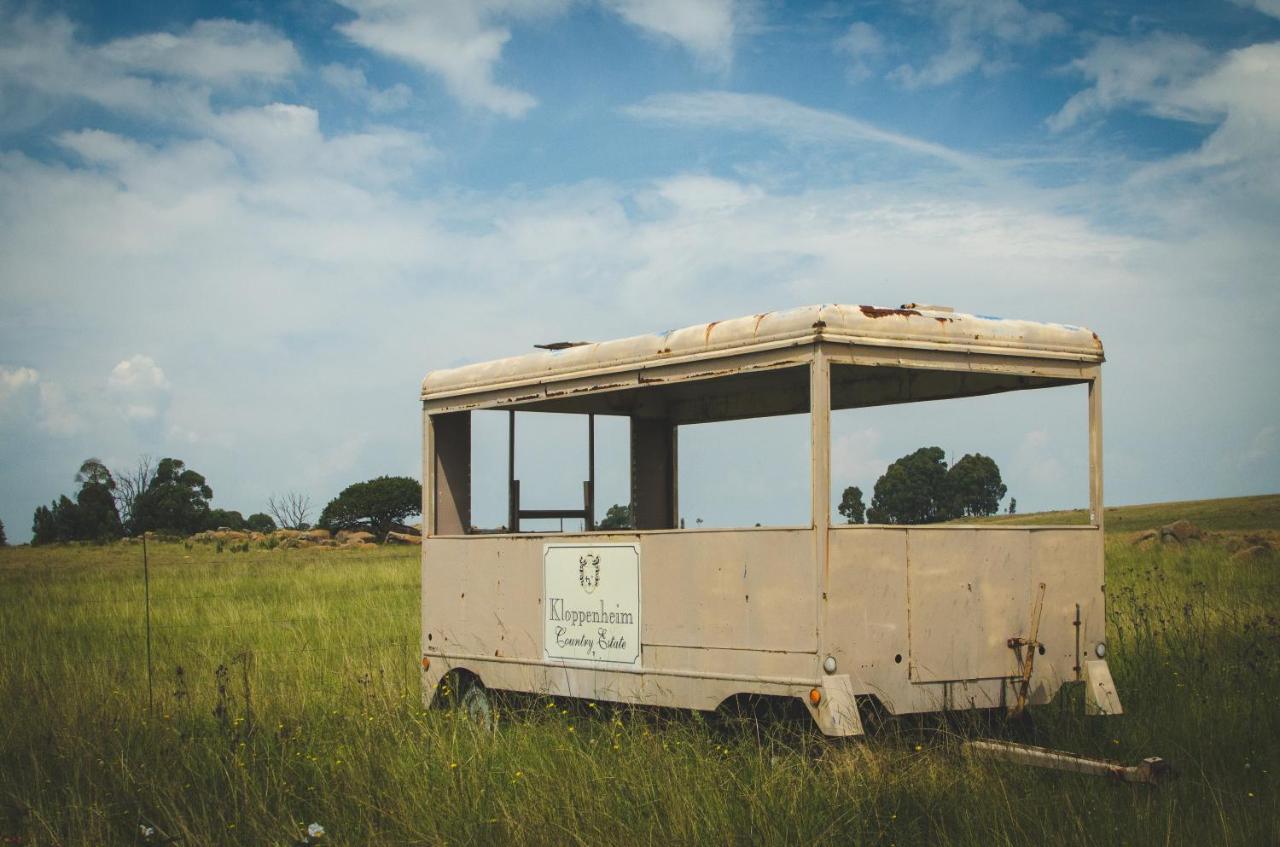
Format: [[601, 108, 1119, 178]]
[[837, 486, 866, 524], [597, 503, 633, 530], [206, 509, 246, 531], [31, 495, 79, 545], [112, 455, 155, 533], [1008, 498, 1017, 516], [318, 476, 421, 540], [74, 458, 123, 541], [944, 453, 1007, 518], [867, 447, 950, 525], [131, 458, 213, 535], [0, 517, 7, 546], [246, 513, 277, 533], [268, 492, 312, 530]]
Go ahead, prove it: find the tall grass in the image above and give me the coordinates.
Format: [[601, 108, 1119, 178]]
[[1, 536, 1276, 845]]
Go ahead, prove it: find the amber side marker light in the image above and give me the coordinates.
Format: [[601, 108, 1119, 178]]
[[421, 656, 431, 671], [809, 688, 822, 706]]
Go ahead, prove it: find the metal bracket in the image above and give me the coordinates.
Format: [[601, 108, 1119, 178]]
[[1008, 582, 1046, 718]]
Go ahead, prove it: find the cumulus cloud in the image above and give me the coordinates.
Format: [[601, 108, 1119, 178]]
[[334, 0, 746, 115], [108, 355, 170, 422], [1047, 34, 1216, 131], [96, 18, 300, 85], [333, 0, 568, 117], [836, 21, 886, 82], [320, 63, 413, 113], [602, 0, 739, 70], [1049, 37, 1280, 221], [889, 0, 1066, 89], [0, 365, 39, 403], [0, 12, 299, 130]]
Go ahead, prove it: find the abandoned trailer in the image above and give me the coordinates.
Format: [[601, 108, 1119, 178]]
[[418, 304, 1123, 734]]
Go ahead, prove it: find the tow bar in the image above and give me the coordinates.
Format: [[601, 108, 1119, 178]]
[[964, 739, 1172, 785]]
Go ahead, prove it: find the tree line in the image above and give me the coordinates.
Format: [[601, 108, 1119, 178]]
[[838, 447, 1008, 525], [26, 455, 422, 545]]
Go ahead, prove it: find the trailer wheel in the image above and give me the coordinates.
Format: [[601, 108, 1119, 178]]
[[458, 677, 495, 733]]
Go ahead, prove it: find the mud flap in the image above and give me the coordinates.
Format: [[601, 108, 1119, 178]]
[[811, 674, 865, 736], [1083, 659, 1123, 716]]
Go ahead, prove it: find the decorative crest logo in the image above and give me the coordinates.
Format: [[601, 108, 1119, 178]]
[[578, 553, 601, 593]]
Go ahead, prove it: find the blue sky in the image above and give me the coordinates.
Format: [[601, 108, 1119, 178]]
[[1, 0, 1278, 538]]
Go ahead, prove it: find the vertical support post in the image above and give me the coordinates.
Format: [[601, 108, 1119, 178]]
[[508, 410, 516, 533], [810, 350, 831, 646], [1088, 373, 1103, 531], [142, 531, 153, 714], [586, 413, 596, 530], [423, 406, 435, 536]]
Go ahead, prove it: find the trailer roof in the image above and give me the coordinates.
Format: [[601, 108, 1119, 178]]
[[421, 304, 1103, 406]]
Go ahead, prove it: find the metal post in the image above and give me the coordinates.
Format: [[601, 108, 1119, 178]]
[[142, 532, 154, 714]]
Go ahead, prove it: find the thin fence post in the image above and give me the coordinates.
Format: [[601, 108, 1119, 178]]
[[143, 532, 154, 714]]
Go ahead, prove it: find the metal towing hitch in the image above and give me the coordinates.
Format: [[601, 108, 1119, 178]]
[[964, 739, 1172, 785]]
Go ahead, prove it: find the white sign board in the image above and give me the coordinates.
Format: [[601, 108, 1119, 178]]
[[543, 544, 641, 668]]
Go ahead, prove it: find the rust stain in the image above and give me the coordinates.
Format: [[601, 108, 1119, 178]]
[[812, 320, 827, 331], [703, 320, 720, 345], [934, 316, 955, 324], [753, 313, 768, 335], [860, 305, 920, 319]]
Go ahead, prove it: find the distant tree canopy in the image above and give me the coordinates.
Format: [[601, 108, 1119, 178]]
[[246, 513, 277, 533], [0, 517, 7, 546], [130, 458, 213, 536], [945, 453, 1008, 518], [318, 476, 421, 540], [837, 486, 866, 524], [864, 447, 1007, 525], [206, 509, 246, 531], [30, 459, 124, 545], [597, 503, 634, 530]]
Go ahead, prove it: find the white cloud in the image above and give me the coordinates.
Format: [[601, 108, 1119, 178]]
[[108, 355, 169, 422], [320, 63, 413, 113], [625, 90, 991, 174], [602, 0, 739, 70], [1049, 38, 1280, 220], [1231, 0, 1280, 19], [1047, 34, 1215, 131], [96, 18, 300, 85], [836, 21, 885, 82], [108, 355, 170, 391], [0, 12, 299, 130], [0, 366, 39, 403], [889, 0, 1066, 89], [334, 0, 568, 117]]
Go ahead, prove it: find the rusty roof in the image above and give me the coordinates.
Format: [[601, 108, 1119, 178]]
[[421, 304, 1103, 401]]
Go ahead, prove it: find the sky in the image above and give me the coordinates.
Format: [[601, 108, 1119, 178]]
[[1, 0, 1278, 539]]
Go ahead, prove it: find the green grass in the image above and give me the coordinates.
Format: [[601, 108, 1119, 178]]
[[956, 492, 1280, 533], [1, 514, 1278, 845]]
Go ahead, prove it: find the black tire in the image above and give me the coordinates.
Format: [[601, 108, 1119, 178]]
[[457, 676, 495, 733]]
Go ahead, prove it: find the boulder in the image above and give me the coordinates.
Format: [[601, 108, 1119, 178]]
[[1159, 520, 1203, 544], [1233, 545, 1273, 562], [303, 528, 331, 541], [385, 531, 421, 545], [343, 531, 376, 545]]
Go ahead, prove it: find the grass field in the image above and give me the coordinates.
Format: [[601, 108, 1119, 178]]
[[957, 492, 1280, 533], [1, 496, 1278, 845]]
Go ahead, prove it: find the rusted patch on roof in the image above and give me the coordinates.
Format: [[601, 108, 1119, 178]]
[[704, 320, 720, 345], [860, 305, 920, 319], [813, 320, 827, 331], [753, 313, 769, 335]]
